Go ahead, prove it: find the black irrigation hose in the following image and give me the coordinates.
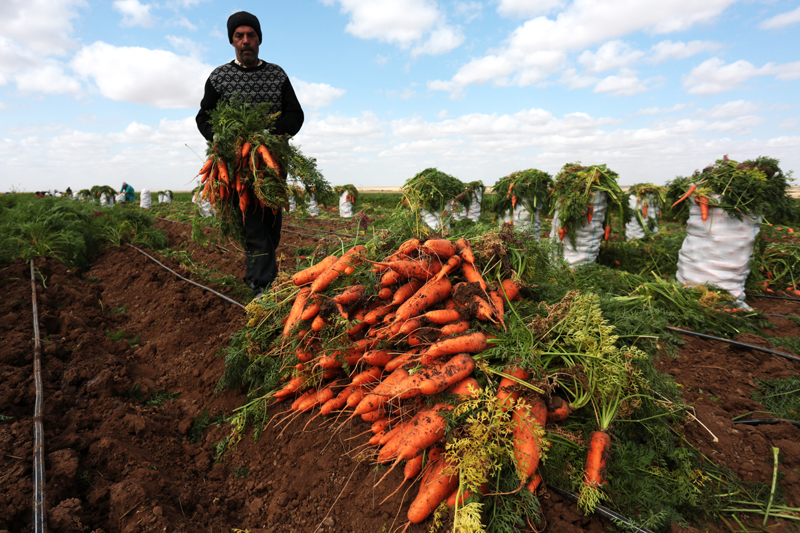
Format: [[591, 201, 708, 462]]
[[664, 326, 800, 364], [748, 294, 800, 302], [126, 244, 246, 310], [29, 261, 47, 533], [548, 484, 655, 533], [734, 418, 800, 428]]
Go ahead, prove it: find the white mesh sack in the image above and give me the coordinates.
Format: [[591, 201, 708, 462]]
[[447, 198, 466, 222], [676, 198, 760, 303], [307, 194, 319, 216], [465, 190, 482, 222], [99, 193, 111, 207], [626, 195, 661, 241], [140, 188, 152, 209], [422, 208, 451, 231], [288, 196, 297, 212], [551, 192, 608, 268], [158, 193, 164, 203], [115, 192, 125, 203], [339, 191, 354, 218], [501, 204, 542, 238]]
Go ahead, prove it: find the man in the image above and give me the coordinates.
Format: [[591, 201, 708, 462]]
[[120, 182, 135, 202], [196, 11, 304, 298]]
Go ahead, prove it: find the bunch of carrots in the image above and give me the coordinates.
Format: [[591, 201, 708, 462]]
[[196, 139, 285, 218], [257, 236, 616, 529]]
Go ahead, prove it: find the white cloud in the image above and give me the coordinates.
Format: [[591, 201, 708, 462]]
[[323, 0, 462, 55], [682, 58, 770, 95], [648, 39, 721, 63], [578, 40, 644, 74], [70, 42, 211, 108], [291, 78, 346, 109], [698, 99, 759, 119], [497, 0, 567, 18], [14, 62, 82, 96], [165, 36, 202, 59], [594, 69, 663, 96], [559, 68, 598, 89], [759, 6, 800, 30], [431, 0, 737, 94], [0, 0, 85, 57], [454, 2, 482, 23], [113, 0, 156, 28], [636, 103, 687, 115], [411, 25, 465, 57]]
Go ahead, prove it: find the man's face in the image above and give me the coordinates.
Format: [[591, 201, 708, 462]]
[[232, 25, 260, 67]]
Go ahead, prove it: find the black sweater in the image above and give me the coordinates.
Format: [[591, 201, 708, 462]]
[[196, 60, 304, 141]]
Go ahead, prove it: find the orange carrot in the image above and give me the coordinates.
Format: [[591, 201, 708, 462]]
[[291, 255, 338, 286], [377, 287, 393, 300], [197, 157, 213, 176], [671, 184, 697, 209], [241, 142, 251, 159], [421, 239, 457, 259], [311, 315, 326, 332], [372, 260, 441, 280], [455, 238, 475, 264], [604, 226, 611, 241], [500, 279, 521, 301], [384, 348, 420, 372], [407, 455, 459, 523], [297, 385, 335, 412], [350, 366, 383, 386], [391, 280, 425, 306], [396, 238, 420, 256], [333, 285, 365, 305], [393, 404, 454, 463], [461, 262, 487, 291], [696, 196, 709, 222], [361, 408, 387, 423], [512, 397, 548, 485], [372, 418, 393, 434], [496, 365, 530, 411], [440, 320, 469, 336], [642, 202, 648, 219], [399, 318, 425, 335], [380, 269, 405, 287], [256, 145, 280, 174], [300, 300, 321, 321], [362, 350, 394, 367], [431, 254, 462, 283], [345, 386, 368, 408], [283, 287, 311, 337], [472, 295, 495, 322], [546, 397, 572, 423], [310, 246, 366, 294], [217, 160, 230, 186], [448, 377, 481, 397], [587, 204, 594, 224], [558, 227, 566, 242], [393, 278, 452, 324], [526, 471, 543, 493], [424, 309, 462, 324], [585, 430, 611, 486], [421, 331, 487, 365], [417, 353, 475, 396], [364, 303, 395, 325]]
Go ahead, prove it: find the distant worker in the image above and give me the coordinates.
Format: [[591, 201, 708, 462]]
[[196, 11, 304, 299], [65, 187, 72, 198], [120, 182, 135, 203]]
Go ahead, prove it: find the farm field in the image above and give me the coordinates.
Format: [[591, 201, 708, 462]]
[[1, 189, 799, 533]]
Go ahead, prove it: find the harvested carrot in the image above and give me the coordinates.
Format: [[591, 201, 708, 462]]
[[455, 238, 475, 264], [241, 141, 251, 159], [642, 202, 648, 219], [431, 254, 462, 282], [407, 455, 459, 524], [380, 269, 404, 287], [311, 314, 326, 332], [558, 227, 566, 242], [526, 471, 543, 493], [352, 367, 410, 416], [350, 366, 383, 386], [440, 320, 469, 336], [500, 279, 521, 301], [417, 353, 475, 396], [345, 386, 368, 408], [361, 408, 386, 423], [364, 303, 395, 325], [372, 260, 441, 280], [421, 331, 487, 364], [585, 430, 611, 487], [310, 246, 365, 294], [391, 280, 425, 306], [297, 386, 335, 412], [496, 365, 530, 411], [377, 287, 393, 300], [283, 287, 311, 337], [604, 226, 611, 241], [291, 255, 338, 286], [333, 285, 365, 305], [512, 397, 548, 485], [399, 318, 425, 335], [362, 350, 394, 367], [393, 277, 452, 324], [546, 397, 573, 423], [587, 204, 594, 224], [421, 239, 457, 259], [256, 145, 280, 174], [671, 183, 697, 209], [472, 295, 495, 322], [424, 309, 462, 324], [217, 160, 230, 186], [197, 157, 213, 175], [696, 196, 709, 222], [461, 262, 487, 291]]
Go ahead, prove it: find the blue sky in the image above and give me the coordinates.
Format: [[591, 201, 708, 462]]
[[1, 0, 799, 193]]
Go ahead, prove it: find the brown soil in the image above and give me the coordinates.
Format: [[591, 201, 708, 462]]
[[1, 217, 798, 533]]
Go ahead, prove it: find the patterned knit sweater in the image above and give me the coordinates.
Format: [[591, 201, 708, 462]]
[[196, 60, 304, 141]]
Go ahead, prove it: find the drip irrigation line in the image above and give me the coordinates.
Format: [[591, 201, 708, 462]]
[[748, 294, 800, 302], [734, 418, 800, 428], [282, 228, 327, 240], [664, 326, 800, 364], [29, 261, 47, 533], [283, 223, 357, 240], [547, 484, 655, 533], [126, 244, 246, 310]]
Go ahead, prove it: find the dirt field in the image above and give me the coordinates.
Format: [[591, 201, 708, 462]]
[[1, 216, 798, 533]]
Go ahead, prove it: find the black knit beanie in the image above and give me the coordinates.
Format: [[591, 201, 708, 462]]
[[227, 11, 262, 43]]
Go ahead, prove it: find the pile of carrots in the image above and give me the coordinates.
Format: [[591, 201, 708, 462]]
[[261, 236, 610, 528]]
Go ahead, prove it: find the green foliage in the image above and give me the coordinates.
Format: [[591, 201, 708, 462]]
[[667, 156, 793, 221], [492, 168, 553, 216], [597, 225, 685, 277], [0, 195, 166, 268], [753, 377, 800, 420], [402, 167, 466, 213]]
